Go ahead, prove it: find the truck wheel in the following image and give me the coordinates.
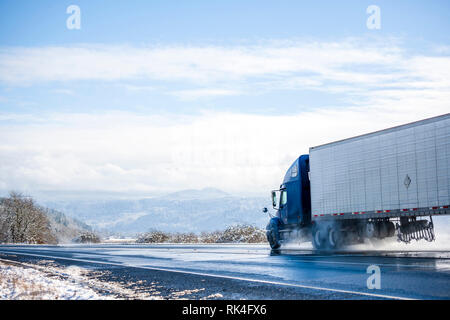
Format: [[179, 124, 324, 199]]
[[365, 222, 375, 238], [386, 221, 395, 237], [312, 226, 325, 250], [267, 224, 281, 250], [327, 226, 342, 249]]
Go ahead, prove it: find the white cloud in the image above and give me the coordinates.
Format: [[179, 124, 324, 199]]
[[1, 39, 449, 104], [171, 88, 241, 100], [121, 84, 157, 92], [1, 102, 448, 198], [1, 38, 450, 198], [52, 89, 74, 95], [0, 40, 422, 87]]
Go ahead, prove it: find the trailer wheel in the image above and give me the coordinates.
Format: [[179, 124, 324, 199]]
[[312, 226, 326, 250], [327, 226, 342, 249], [365, 222, 375, 238], [386, 221, 395, 238]]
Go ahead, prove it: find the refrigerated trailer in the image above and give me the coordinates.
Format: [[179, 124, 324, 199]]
[[265, 113, 450, 250]]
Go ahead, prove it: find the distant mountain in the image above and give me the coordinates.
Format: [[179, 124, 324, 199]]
[[161, 187, 229, 200], [40, 189, 273, 236], [44, 208, 93, 243], [38, 189, 450, 238]]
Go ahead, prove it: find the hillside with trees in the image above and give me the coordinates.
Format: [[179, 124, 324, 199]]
[[0, 192, 96, 244]]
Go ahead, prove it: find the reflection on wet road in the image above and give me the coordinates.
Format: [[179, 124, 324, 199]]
[[1, 244, 449, 299]]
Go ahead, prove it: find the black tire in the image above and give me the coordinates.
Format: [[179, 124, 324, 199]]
[[386, 221, 395, 238], [327, 226, 342, 250], [267, 222, 281, 250], [312, 225, 326, 250]]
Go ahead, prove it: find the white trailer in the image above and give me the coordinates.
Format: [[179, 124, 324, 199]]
[[310, 113, 450, 219], [308, 113, 450, 247], [265, 114, 450, 250]]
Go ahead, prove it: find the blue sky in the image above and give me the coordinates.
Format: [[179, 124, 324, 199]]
[[1, 0, 450, 45], [0, 1, 449, 198], [0, 0, 449, 116]]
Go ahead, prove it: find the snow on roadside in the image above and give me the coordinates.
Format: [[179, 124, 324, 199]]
[[0, 259, 166, 300], [1, 258, 225, 300], [0, 261, 104, 300]]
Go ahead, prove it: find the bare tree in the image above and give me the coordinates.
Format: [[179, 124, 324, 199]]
[[0, 191, 57, 244], [0, 201, 9, 243]]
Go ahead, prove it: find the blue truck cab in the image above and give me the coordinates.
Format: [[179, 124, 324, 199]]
[[266, 155, 312, 249]]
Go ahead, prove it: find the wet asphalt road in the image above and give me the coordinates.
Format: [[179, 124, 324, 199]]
[[0, 244, 449, 299]]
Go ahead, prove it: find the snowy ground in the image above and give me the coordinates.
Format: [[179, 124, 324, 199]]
[[0, 259, 163, 300], [0, 256, 227, 300], [0, 260, 102, 299]]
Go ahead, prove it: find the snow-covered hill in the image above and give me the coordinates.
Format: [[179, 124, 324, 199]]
[[41, 188, 273, 235]]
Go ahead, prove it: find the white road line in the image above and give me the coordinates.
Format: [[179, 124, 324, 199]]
[[0, 249, 414, 300], [267, 256, 450, 269], [3, 246, 447, 269]]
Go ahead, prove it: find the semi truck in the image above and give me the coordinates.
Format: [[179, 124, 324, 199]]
[[264, 113, 450, 250]]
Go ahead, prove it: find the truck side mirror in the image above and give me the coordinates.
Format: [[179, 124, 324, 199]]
[[271, 191, 277, 208]]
